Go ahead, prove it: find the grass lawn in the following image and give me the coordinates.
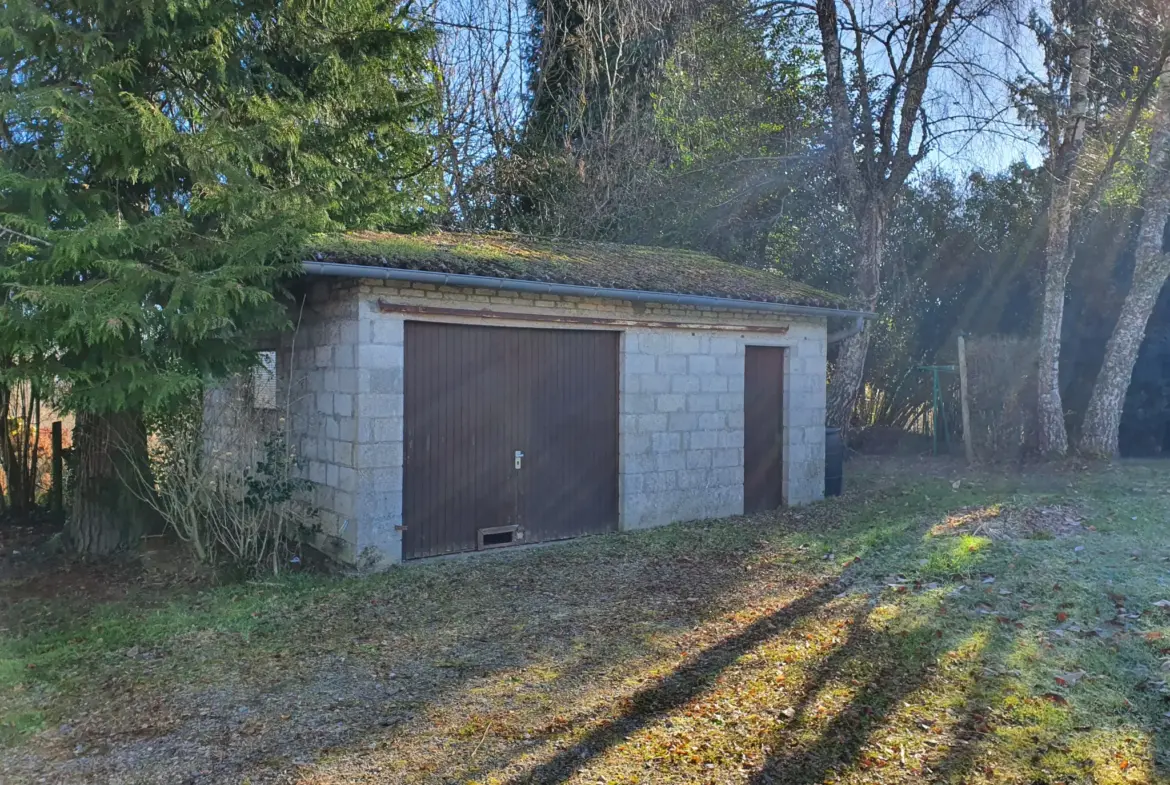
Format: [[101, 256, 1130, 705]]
[[3, 457, 1170, 784]]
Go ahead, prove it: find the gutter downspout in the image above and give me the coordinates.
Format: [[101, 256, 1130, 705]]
[[828, 315, 866, 344], [301, 260, 875, 322]]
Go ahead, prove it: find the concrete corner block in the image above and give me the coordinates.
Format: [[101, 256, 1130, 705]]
[[371, 416, 404, 443], [357, 342, 404, 371], [368, 317, 405, 346], [356, 393, 404, 419], [357, 440, 404, 469], [355, 518, 403, 569]]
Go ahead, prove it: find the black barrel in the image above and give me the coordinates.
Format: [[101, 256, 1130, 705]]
[[825, 427, 844, 497]]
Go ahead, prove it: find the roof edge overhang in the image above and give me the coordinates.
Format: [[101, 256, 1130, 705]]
[[301, 260, 875, 322]]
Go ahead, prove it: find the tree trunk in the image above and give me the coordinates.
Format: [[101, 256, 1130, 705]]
[[1079, 261, 1170, 456], [67, 410, 154, 555], [827, 204, 884, 428], [1035, 177, 1075, 457], [1036, 14, 1093, 457], [1080, 80, 1170, 457]]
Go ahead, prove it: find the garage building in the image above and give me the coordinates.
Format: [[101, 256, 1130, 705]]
[[206, 232, 870, 566]]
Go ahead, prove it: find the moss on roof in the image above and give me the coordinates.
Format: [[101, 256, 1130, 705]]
[[305, 231, 854, 311]]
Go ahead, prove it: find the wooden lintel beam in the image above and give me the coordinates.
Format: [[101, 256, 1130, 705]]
[[376, 300, 791, 335]]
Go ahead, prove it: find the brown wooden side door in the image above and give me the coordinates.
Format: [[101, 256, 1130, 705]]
[[744, 345, 785, 513], [403, 322, 618, 559]]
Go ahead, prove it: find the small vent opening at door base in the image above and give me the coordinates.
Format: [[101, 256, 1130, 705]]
[[478, 526, 520, 549]]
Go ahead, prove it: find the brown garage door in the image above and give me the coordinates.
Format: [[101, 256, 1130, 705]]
[[744, 345, 785, 513], [403, 321, 619, 559]]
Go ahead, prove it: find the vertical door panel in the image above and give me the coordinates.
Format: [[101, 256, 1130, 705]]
[[744, 346, 785, 514], [524, 328, 619, 542]]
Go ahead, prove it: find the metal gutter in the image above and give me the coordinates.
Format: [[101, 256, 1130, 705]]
[[827, 315, 867, 344], [301, 260, 875, 322]]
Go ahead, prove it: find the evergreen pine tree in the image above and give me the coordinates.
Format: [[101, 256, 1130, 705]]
[[0, 0, 437, 553]]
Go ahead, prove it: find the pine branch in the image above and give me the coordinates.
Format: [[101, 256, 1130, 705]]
[[0, 224, 51, 248]]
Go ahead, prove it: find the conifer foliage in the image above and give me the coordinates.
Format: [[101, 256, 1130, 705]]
[[0, 0, 436, 553]]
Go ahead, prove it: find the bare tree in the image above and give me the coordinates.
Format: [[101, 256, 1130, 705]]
[[1080, 70, 1170, 456], [426, 0, 531, 227], [766, 0, 1020, 428]]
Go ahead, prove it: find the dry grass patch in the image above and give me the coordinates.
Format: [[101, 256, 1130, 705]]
[[930, 503, 1087, 541]]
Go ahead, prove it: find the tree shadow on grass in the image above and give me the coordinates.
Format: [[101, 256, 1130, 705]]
[[506, 577, 845, 785], [745, 610, 944, 784]]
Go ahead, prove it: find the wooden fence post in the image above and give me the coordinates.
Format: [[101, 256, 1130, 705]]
[[51, 421, 63, 515], [958, 335, 974, 464]]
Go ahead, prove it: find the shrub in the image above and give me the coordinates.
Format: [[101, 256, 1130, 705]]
[[135, 388, 318, 575]]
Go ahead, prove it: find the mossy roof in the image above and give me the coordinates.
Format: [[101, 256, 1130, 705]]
[[305, 231, 856, 312]]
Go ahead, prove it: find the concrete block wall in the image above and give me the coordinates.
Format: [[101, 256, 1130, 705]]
[[202, 374, 280, 477], [619, 323, 826, 529], [362, 279, 828, 547], [274, 281, 407, 567], [210, 277, 831, 566], [279, 280, 363, 562]]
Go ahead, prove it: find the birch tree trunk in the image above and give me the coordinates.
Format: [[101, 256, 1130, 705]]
[[827, 203, 884, 427], [1036, 176, 1076, 456], [1080, 81, 1170, 457], [1036, 14, 1093, 457]]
